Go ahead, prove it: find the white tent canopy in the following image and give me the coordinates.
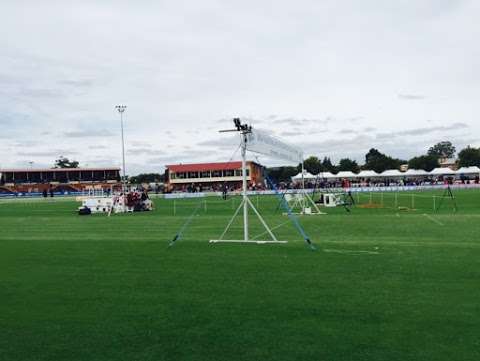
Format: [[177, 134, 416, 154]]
[[334, 171, 357, 178], [316, 171, 336, 179], [291, 170, 316, 181], [456, 166, 480, 174], [430, 167, 456, 176], [404, 169, 429, 176], [356, 170, 380, 178], [380, 169, 403, 177]]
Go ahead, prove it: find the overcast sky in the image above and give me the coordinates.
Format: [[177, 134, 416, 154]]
[[1, 0, 479, 173]]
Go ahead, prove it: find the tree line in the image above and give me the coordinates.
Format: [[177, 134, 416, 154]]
[[267, 141, 480, 183]]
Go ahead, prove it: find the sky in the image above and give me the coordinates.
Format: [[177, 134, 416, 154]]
[[1, 0, 479, 174]]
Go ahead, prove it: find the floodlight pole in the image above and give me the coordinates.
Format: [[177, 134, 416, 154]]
[[301, 159, 306, 210], [301, 160, 305, 188], [115, 105, 127, 207], [241, 132, 249, 242]]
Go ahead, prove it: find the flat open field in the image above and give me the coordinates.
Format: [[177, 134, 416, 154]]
[[1, 189, 479, 361]]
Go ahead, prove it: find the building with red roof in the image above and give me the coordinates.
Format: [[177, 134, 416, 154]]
[[165, 161, 264, 192]]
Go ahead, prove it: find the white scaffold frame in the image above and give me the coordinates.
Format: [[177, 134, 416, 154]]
[[210, 119, 287, 245], [282, 190, 325, 216]]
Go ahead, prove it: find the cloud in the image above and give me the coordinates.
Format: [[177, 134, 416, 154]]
[[376, 122, 468, 139], [345, 116, 364, 123], [63, 129, 115, 138], [127, 148, 158, 156], [18, 88, 64, 99], [130, 140, 152, 147], [279, 130, 303, 137], [279, 127, 328, 137], [275, 117, 329, 126], [196, 135, 240, 149], [17, 150, 78, 157], [338, 129, 358, 134], [88, 145, 109, 150], [398, 93, 427, 100], [12, 140, 41, 147], [58, 79, 93, 88], [148, 149, 217, 166]]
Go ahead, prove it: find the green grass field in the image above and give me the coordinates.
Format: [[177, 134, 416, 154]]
[[1, 190, 479, 360]]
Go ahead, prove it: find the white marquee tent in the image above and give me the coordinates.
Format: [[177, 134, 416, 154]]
[[317, 171, 336, 179], [380, 169, 404, 177], [291, 171, 316, 182], [430, 167, 456, 176], [334, 171, 357, 178], [356, 170, 380, 178], [290, 167, 477, 183], [456, 166, 480, 175], [404, 169, 429, 176]]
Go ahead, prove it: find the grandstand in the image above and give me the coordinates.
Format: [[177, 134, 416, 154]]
[[165, 161, 264, 192], [0, 167, 121, 195]]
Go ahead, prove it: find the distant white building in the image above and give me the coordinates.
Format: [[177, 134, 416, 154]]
[[438, 157, 457, 170]]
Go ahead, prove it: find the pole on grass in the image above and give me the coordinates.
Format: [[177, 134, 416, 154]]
[[115, 105, 127, 212], [394, 193, 398, 209]]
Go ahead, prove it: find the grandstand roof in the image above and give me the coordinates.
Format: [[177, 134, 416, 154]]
[[166, 161, 260, 173], [0, 167, 120, 173]]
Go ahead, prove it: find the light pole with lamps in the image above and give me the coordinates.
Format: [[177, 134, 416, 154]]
[[115, 105, 127, 200]]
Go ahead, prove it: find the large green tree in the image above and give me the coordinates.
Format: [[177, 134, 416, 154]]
[[458, 146, 480, 167], [266, 166, 299, 183], [130, 173, 165, 184], [338, 158, 360, 173], [428, 141, 456, 159], [54, 156, 79, 168], [303, 156, 322, 174], [364, 148, 405, 173], [408, 155, 438, 171], [321, 157, 337, 173]]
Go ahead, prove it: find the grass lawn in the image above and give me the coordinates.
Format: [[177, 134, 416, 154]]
[[1, 189, 479, 360]]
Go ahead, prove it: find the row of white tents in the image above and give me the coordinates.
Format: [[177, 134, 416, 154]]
[[292, 166, 480, 181]]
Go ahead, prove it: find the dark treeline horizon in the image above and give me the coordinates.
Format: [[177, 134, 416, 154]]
[[266, 141, 480, 183]]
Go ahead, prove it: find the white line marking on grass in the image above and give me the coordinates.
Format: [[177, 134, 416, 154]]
[[323, 249, 380, 255], [422, 213, 444, 226], [252, 220, 291, 240]]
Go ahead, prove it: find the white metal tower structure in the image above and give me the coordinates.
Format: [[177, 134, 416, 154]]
[[210, 118, 287, 244], [115, 105, 127, 189]]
